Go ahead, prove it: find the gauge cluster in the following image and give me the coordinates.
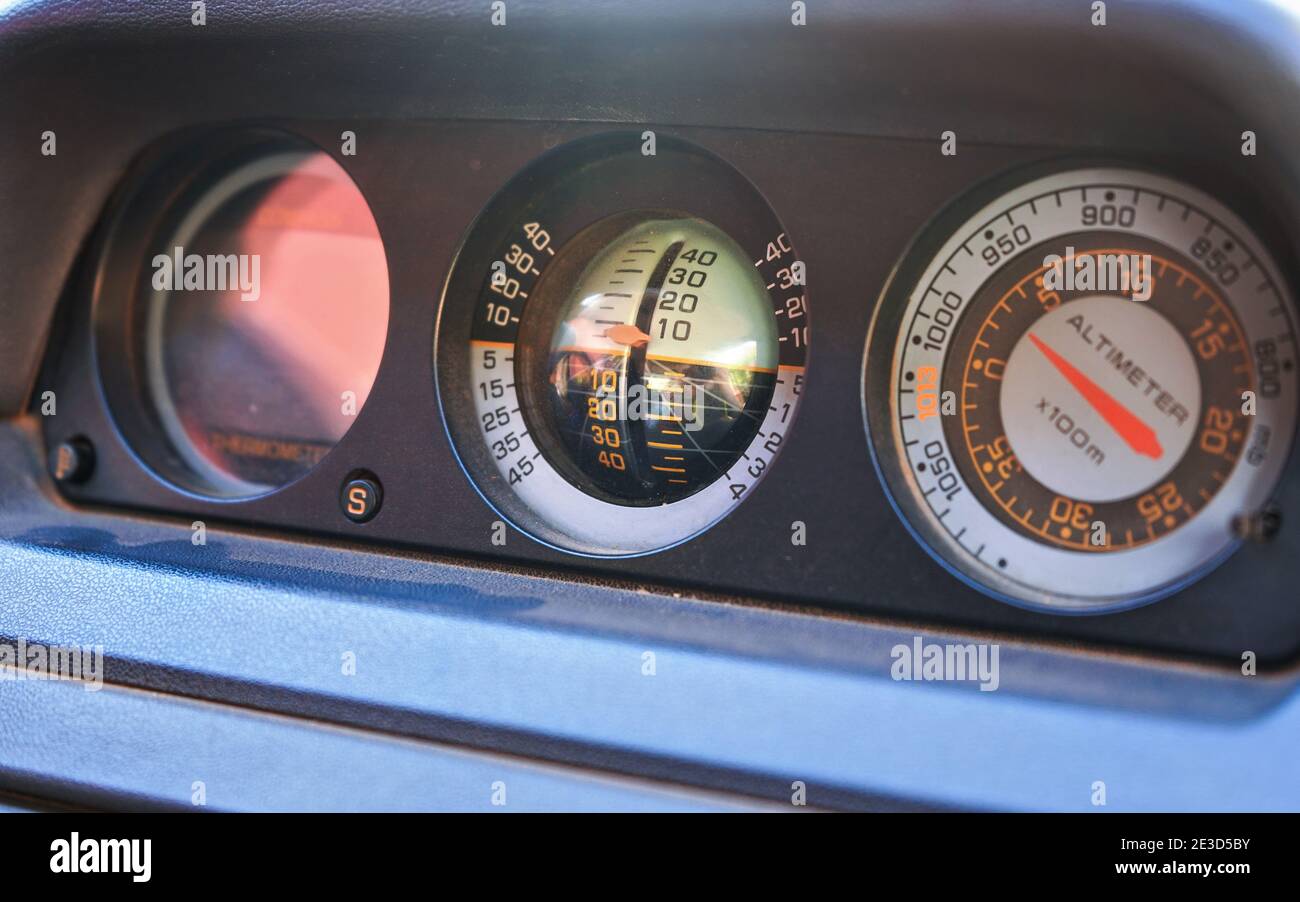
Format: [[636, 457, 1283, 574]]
[[34, 120, 1300, 662]]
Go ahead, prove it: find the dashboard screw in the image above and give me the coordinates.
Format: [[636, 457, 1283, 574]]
[[49, 436, 95, 484], [1232, 505, 1282, 543]]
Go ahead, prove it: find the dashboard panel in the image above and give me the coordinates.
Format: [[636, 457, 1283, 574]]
[[4, 0, 1300, 813], [34, 118, 1300, 662]]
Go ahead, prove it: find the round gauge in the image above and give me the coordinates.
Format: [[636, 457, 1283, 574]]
[[865, 165, 1297, 612], [437, 134, 807, 556], [94, 132, 389, 499], [518, 213, 780, 506]]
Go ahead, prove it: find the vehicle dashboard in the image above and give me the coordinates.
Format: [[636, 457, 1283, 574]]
[[2, 0, 1299, 812]]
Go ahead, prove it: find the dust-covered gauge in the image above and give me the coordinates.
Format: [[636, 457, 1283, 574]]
[[93, 132, 390, 500], [144, 151, 389, 496], [865, 166, 1297, 612], [437, 135, 808, 556]]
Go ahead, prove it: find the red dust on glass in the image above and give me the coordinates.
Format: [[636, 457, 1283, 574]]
[[151, 151, 389, 496]]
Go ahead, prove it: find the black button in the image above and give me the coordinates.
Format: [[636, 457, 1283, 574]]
[[49, 437, 95, 484], [340, 474, 382, 523]]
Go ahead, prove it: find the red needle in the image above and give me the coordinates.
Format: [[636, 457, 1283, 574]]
[[1027, 333, 1164, 459]]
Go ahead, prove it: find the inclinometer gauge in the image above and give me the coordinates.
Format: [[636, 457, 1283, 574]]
[[436, 134, 808, 556], [865, 166, 1297, 612]]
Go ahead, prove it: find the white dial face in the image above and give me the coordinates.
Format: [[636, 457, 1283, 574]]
[[998, 295, 1201, 503], [869, 167, 1298, 612], [459, 214, 806, 557], [437, 137, 810, 558], [462, 214, 806, 553]]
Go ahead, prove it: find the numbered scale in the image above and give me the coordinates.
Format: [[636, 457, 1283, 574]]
[[436, 135, 808, 556], [865, 166, 1297, 612]]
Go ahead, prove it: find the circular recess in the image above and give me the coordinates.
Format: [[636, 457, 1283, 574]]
[[864, 165, 1298, 613], [436, 134, 808, 556], [93, 131, 390, 498]]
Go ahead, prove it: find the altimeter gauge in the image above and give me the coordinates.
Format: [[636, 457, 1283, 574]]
[[865, 166, 1297, 612]]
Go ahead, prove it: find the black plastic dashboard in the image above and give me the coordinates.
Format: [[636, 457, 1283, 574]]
[[4, 0, 1300, 812], [33, 117, 1300, 661]]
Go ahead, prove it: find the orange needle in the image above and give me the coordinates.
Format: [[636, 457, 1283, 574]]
[[605, 323, 651, 347], [1027, 333, 1164, 459]]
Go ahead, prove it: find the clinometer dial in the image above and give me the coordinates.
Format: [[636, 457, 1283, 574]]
[[517, 213, 780, 506], [437, 134, 808, 556], [865, 166, 1297, 612]]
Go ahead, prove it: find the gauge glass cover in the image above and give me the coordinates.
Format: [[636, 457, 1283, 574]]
[[140, 149, 389, 497]]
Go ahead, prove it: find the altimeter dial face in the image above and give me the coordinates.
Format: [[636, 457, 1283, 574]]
[[866, 166, 1297, 612]]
